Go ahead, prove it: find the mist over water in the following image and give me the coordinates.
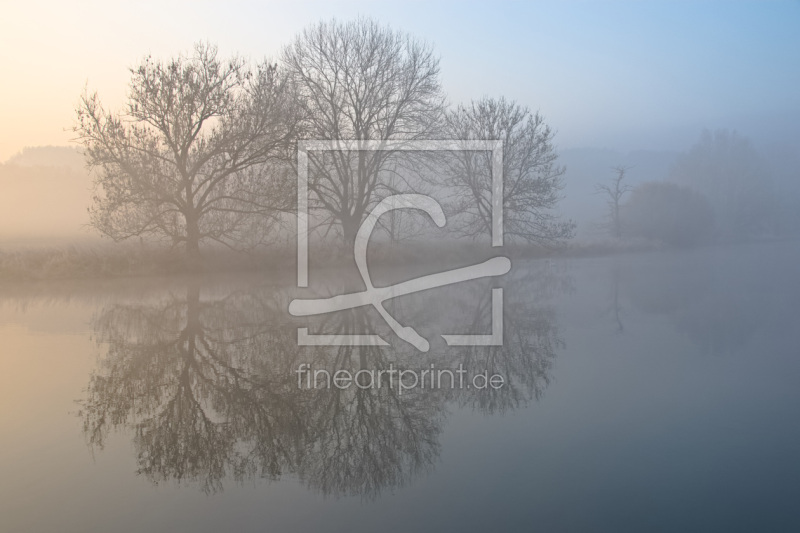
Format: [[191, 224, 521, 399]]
[[2, 4, 799, 532], [1, 242, 798, 531]]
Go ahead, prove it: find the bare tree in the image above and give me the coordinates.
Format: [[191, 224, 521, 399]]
[[282, 18, 445, 245], [595, 165, 633, 238], [74, 43, 302, 262], [444, 96, 574, 245]]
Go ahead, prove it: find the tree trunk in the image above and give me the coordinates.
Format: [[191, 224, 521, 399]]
[[613, 204, 621, 238], [341, 214, 360, 250], [185, 212, 202, 270]]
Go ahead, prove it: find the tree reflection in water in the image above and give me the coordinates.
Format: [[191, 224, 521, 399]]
[[80, 262, 568, 496]]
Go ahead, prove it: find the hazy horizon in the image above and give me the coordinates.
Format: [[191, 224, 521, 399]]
[[3, 6, 800, 531]]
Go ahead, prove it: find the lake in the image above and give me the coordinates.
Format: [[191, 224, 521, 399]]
[[1, 241, 799, 532]]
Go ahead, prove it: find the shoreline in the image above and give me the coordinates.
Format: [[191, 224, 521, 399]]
[[1, 237, 792, 283]]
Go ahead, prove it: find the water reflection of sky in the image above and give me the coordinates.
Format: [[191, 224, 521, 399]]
[[1, 241, 799, 532]]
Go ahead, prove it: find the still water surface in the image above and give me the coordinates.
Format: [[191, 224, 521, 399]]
[[1, 242, 799, 532]]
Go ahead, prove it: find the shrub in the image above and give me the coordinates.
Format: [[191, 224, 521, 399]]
[[622, 182, 715, 247]]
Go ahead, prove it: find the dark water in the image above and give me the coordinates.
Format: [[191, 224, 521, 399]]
[[1, 241, 799, 532]]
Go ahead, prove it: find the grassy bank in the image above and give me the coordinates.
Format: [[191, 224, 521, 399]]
[[0, 243, 297, 282], [0, 237, 670, 283]]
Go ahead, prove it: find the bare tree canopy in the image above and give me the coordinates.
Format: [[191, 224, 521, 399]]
[[74, 43, 302, 260], [444, 97, 574, 245], [595, 165, 633, 238], [282, 18, 445, 245]]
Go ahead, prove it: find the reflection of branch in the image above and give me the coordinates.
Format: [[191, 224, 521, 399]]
[[296, 310, 443, 498], [80, 267, 568, 497], [448, 279, 562, 414], [80, 285, 446, 498], [81, 284, 303, 493], [388, 262, 569, 414]]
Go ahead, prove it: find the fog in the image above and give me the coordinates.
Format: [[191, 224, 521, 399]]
[[4, 130, 798, 251], [3, 241, 800, 531], [0, 147, 93, 244], [1, 4, 799, 532]]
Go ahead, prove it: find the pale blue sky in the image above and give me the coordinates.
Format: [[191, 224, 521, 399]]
[[1, 0, 798, 159]]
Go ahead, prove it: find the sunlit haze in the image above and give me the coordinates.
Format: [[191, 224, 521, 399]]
[[1, 0, 798, 161]]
